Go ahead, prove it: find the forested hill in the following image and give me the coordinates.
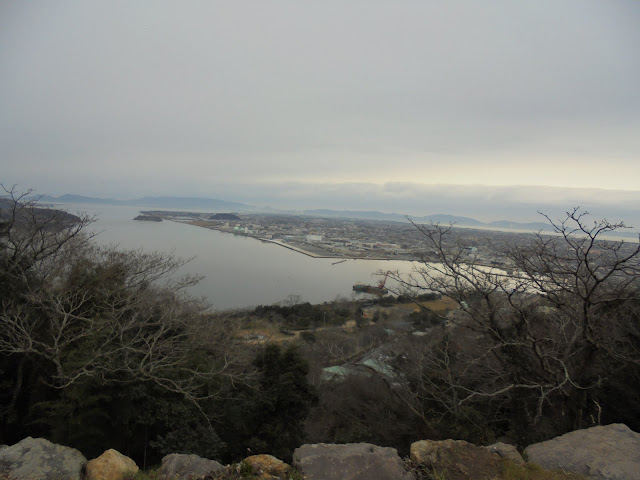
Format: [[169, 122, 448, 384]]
[[0, 197, 80, 225]]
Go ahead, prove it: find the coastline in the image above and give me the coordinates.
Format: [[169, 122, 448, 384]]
[[167, 218, 516, 273], [176, 219, 408, 262], [258, 238, 394, 261]]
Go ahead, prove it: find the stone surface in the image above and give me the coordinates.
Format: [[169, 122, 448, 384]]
[[85, 449, 138, 480], [244, 455, 290, 479], [293, 443, 414, 480], [410, 439, 502, 480], [484, 442, 525, 464], [0, 437, 87, 480], [158, 453, 224, 480], [525, 423, 640, 480]]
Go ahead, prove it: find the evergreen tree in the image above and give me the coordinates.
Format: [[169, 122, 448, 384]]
[[220, 344, 317, 462]]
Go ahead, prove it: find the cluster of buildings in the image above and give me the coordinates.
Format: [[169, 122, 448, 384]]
[[152, 211, 531, 267], [184, 213, 414, 258]]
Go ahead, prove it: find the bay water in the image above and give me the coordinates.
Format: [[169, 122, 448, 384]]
[[64, 203, 420, 310]]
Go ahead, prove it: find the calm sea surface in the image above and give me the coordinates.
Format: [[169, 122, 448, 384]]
[[63, 204, 420, 310]]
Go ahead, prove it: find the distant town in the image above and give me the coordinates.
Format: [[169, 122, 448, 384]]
[[137, 210, 556, 271]]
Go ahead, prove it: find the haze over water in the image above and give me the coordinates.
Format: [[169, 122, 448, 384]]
[[73, 203, 417, 310]]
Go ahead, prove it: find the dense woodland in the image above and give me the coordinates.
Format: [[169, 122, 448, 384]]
[[1, 187, 640, 468]]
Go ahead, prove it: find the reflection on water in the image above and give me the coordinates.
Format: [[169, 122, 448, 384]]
[[63, 204, 421, 310]]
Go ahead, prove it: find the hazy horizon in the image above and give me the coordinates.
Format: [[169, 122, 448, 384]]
[[2, 1, 639, 224], [31, 182, 640, 230]]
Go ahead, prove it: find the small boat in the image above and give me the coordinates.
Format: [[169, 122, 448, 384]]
[[353, 273, 389, 295]]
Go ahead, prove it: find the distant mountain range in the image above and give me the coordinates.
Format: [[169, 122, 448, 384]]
[[38, 194, 638, 236], [39, 194, 253, 211], [303, 209, 554, 232]]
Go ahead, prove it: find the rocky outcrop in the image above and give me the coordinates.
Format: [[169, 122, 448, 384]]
[[293, 443, 414, 480], [0, 437, 87, 480], [243, 455, 290, 479], [158, 453, 224, 480], [410, 439, 502, 480], [4, 425, 638, 480], [85, 449, 138, 480], [525, 423, 640, 480]]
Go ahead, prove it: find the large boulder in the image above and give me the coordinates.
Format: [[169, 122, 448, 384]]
[[243, 455, 290, 479], [293, 443, 414, 480], [525, 423, 640, 480], [0, 437, 86, 480], [410, 439, 502, 480], [85, 449, 138, 480], [157, 453, 224, 480], [484, 442, 524, 464]]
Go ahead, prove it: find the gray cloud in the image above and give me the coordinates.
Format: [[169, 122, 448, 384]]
[[1, 1, 639, 200]]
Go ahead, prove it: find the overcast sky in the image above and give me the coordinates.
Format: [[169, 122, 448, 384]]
[[1, 1, 639, 220]]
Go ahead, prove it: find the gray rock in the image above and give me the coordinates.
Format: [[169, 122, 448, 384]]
[[158, 453, 224, 480], [0, 437, 86, 480], [410, 439, 502, 480], [484, 442, 524, 464], [525, 423, 640, 480], [293, 443, 414, 480]]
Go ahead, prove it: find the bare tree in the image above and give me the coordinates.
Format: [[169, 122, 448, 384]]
[[1, 186, 94, 265], [387, 209, 640, 442], [0, 187, 250, 420]]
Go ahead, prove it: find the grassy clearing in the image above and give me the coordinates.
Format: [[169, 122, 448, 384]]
[[423, 296, 458, 312]]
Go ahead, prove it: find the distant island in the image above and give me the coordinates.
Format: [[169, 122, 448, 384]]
[[134, 215, 163, 222]]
